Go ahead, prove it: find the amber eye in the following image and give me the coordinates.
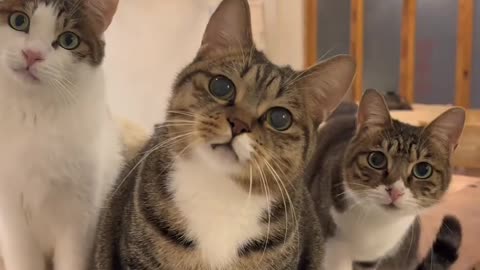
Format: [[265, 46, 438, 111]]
[[209, 75, 235, 101], [58, 32, 81, 50], [367, 151, 387, 169], [413, 162, 433, 179], [266, 107, 293, 131], [8, 11, 30, 32]]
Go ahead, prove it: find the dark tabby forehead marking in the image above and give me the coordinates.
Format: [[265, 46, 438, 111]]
[[0, 0, 105, 66]]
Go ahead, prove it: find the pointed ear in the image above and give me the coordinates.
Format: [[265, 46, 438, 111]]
[[423, 107, 465, 151], [357, 89, 392, 130], [198, 0, 254, 58], [87, 0, 119, 33], [298, 55, 355, 125]]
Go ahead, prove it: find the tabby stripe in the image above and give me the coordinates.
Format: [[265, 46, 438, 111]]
[[237, 232, 288, 257], [174, 70, 214, 89]]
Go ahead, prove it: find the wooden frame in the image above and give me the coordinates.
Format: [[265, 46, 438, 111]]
[[350, 0, 364, 101], [304, 0, 318, 68], [399, 0, 416, 103], [303, 0, 475, 107], [455, 0, 474, 108]]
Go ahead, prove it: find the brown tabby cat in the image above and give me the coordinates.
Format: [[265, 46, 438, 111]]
[[91, 0, 356, 269], [306, 89, 465, 270]]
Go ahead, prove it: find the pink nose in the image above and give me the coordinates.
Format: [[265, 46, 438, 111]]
[[22, 49, 44, 67], [386, 187, 404, 202]]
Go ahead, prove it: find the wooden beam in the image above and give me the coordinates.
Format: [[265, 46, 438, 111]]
[[455, 0, 474, 108], [304, 0, 318, 68], [350, 0, 364, 101], [399, 0, 417, 103]]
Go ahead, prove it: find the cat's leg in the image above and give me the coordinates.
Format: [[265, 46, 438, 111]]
[[53, 219, 96, 270], [323, 239, 353, 270], [0, 198, 45, 270]]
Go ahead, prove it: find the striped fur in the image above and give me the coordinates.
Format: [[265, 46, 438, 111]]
[[306, 90, 465, 270], [92, 0, 355, 269]]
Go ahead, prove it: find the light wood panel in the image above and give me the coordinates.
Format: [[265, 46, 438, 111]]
[[304, 0, 318, 68], [455, 0, 474, 108], [399, 0, 417, 103], [350, 0, 364, 101]]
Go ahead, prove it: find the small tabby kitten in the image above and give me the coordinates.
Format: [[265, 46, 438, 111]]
[[306, 89, 465, 270], [0, 1, 123, 270], [92, 0, 355, 269]]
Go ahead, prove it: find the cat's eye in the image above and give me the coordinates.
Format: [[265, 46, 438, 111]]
[[8, 12, 30, 33], [412, 162, 433, 179], [266, 107, 293, 131], [57, 32, 81, 50], [367, 151, 387, 169], [209, 75, 235, 101]]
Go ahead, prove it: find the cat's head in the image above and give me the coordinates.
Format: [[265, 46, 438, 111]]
[[166, 0, 355, 192], [0, 0, 117, 92], [344, 89, 465, 215]]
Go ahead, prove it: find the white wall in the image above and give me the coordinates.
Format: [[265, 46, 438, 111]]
[[104, 0, 304, 132]]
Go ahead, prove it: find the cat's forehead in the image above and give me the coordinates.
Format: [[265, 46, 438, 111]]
[[1, 0, 88, 20]]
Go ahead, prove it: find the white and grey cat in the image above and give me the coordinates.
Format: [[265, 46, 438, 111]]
[[0, 1, 122, 270]]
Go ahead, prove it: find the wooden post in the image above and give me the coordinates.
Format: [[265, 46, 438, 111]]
[[455, 0, 474, 108], [350, 0, 364, 101], [304, 0, 318, 68], [399, 0, 417, 103]]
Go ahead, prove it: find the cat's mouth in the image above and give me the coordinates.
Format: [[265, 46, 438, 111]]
[[13, 67, 40, 82], [211, 142, 239, 161]]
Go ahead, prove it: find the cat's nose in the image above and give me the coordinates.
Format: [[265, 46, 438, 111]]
[[22, 49, 44, 67], [228, 117, 250, 136], [385, 186, 404, 202]]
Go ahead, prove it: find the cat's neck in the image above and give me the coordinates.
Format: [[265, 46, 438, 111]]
[[167, 155, 273, 267], [0, 69, 106, 127]]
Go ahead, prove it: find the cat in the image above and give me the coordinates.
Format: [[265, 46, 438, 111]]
[[306, 89, 465, 270], [91, 0, 356, 269], [0, 1, 123, 270]]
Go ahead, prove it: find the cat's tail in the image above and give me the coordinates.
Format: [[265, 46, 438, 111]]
[[416, 215, 462, 270]]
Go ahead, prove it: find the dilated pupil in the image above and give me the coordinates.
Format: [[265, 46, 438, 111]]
[[64, 35, 73, 45], [271, 111, 288, 127], [416, 164, 429, 175], [15, 15, 25, 26], [211, 77, 233, 97], [371, 153, 385, 166]]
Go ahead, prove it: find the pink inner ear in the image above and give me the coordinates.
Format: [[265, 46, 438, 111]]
[[87, 0, 119, 32]]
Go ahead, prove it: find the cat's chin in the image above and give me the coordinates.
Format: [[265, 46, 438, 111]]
[[191, 144, 247, 176]]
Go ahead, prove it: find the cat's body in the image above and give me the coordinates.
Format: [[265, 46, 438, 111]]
[[92, 0, 356, 269], [306, 90, 464, 270], [0, 1, 121, 270], [94, 127, 324, 270]]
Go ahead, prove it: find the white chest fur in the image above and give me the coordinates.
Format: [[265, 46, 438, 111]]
[[169, 157, 270, 268], [327, 206, 415, 267]]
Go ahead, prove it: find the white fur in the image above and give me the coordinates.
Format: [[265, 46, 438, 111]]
[[168, 134, 270, 268], [0, 4, 123, 270], [323, 181, 417, 270]]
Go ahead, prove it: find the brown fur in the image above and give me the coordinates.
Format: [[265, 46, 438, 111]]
[[0, 0, 107, 65], [92, 0, 355, 269]]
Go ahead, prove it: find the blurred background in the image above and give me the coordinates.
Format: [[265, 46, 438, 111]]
[[102, 1, 479, 268]]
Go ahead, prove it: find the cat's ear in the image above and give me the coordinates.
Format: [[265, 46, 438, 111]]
[[298, 55, 355, 125], [357, 89, 392, 130], [87, 0, 119, 33], [423, 108, 465, 151], [198, 0, 254, 58]]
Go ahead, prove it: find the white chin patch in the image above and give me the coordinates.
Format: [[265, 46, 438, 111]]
[[231, 134, 253, 162], [193, 134, 254, 175]]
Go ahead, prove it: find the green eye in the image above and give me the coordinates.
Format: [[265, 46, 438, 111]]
[[209, 75, 235, 101], [413, 162, 433, 179], [58, 32, 81, 50], [266, 107, 293, 131], [367, 151, 387, 169], [8, 11, 30, 32]]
